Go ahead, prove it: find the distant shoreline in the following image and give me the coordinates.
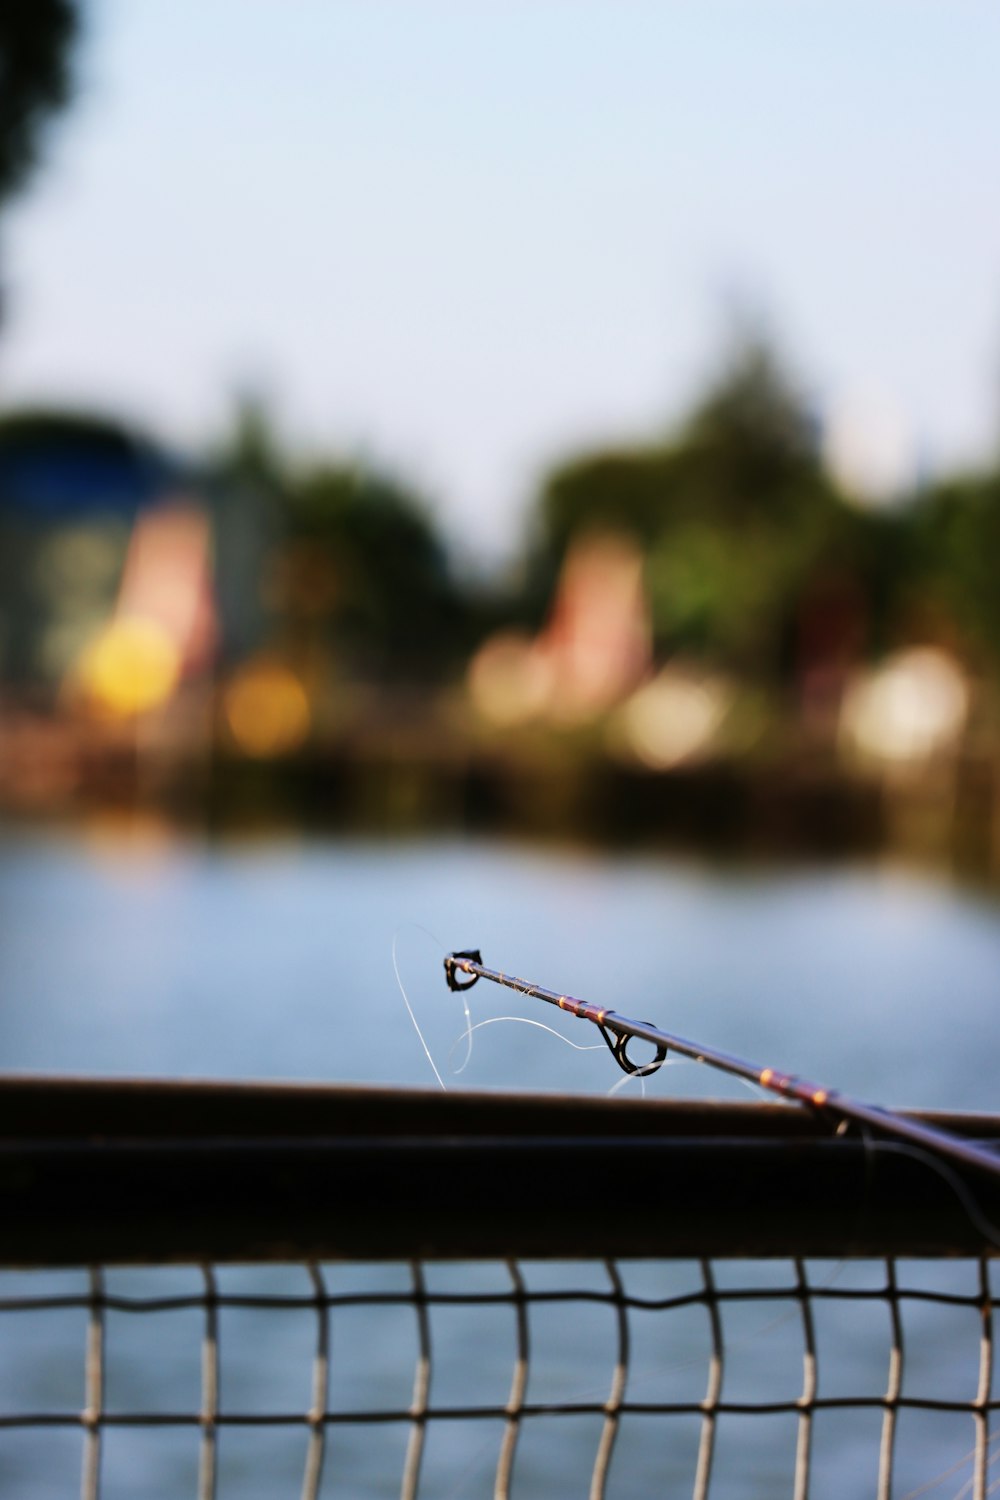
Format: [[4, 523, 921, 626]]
[[2, 715, 997, 886]]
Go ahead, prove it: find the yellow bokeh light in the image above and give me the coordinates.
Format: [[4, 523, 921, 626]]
[[76, 617, 181, 718], [223, 658, 311, 758]]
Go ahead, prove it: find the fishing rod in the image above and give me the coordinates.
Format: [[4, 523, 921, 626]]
[[444, 949, 1000, 1185]]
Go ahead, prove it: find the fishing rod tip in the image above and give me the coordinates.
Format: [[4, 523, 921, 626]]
[[444, 949, 482, 992]]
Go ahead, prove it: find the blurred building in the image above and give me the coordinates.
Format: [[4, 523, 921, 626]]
[[0, 412, 179, 694], [0, 410, 272, 715], [468, 531, 651, 728]]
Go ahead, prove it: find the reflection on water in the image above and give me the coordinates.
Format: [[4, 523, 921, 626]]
[[0, 827, 999, 1497]]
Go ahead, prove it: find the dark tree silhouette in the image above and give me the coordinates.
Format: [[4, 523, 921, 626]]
[[282, 463, 467, 677], [0, 1, 79, 209], [521, 336, 847, 675], [0, 1, 80, 326]]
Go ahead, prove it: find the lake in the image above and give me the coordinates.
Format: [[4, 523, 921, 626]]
[[0, 825, 998, 1498]]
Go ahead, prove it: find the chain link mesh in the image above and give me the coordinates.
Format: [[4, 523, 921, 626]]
[[0, 1255, 995, 1499]]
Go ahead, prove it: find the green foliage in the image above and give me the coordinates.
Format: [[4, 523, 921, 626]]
[[210, 401, 470, 678], [681, 337, 821, 515], [212, 395, 286, 495], [536, 339, 826, 560], [645, 519, 802, 667], [525, 336, 852, 677], [517, 334, 1000, 688], [282, 462, 466, 676], [906, 474, 1000, 670]]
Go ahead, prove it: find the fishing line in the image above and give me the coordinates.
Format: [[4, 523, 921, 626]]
[[648, 1122, 998, 1417], [439, 1438, 508, 1500], [433, 948, 855, 1385], [899, 1449, 987, 1500], [913, 1436, 1000, 1500], [610, 1063, 783, 1104], [447, 1016, 606, 1076], [606, 1067, 646, 1099], [392, 924, 474, 1090], [433, 967, 847, 1414], [855, 1129, 1000, 1500], [443, 947, 1000, 1245], [445, 952, 1000, 1186], [897, 1419, 1000, 1500], [842, 1136, 1000, 1500], [396, 932, 668, 1092], [870, 1140, 1000, 1254], [434, 947, 1000, 1491], [600, 1134, 1000, 1482], [447, 1013, 713, 1100], [445, 964, 633, 1090], [438, 957, 941, 1432]]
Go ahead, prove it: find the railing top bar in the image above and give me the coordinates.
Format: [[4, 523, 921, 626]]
[[0, 1074, 998, 1143], [0, 1078, 999, 1262], [2, 1131, 1000, 1263]]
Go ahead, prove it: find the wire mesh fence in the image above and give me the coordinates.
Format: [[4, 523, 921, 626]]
[[0, 1255, 997, 1499], [2, 1078, 1000, 1497]]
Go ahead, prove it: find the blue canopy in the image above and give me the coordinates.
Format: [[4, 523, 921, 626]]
[[0, 414, 183, 520]]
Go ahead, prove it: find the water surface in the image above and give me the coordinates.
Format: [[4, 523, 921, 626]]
[[0, 828, 998, 1498], [1, 828, 998, 1109]]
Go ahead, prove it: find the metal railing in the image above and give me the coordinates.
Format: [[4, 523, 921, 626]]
[[1, 1077, 999, 1499]]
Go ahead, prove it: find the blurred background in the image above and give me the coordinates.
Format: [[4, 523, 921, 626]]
[[4, 14, 1000, 1495], [1, 1, 1000, 1096]]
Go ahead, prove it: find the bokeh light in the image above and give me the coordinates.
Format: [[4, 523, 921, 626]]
[[840, 648, 969, 765], [222, 657, 312, 758], [467, 631, 552, 728], [74, 616, 181, 718], [616, 667, 731, 771]]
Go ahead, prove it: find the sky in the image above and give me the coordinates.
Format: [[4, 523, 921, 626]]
[[2, 1, 999, 564]]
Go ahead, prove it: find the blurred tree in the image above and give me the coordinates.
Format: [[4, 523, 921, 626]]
[[210, 402, 472, 679], [278, 462, 469, 681], [682, 339, 821, 514], [905, 472, 1000, 672], [211, 393, 285, 496], [536, 339, 822, 554], [206, 397, 289, 665], [0, 1, 80, 311], [525, 337, 854, 679]]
